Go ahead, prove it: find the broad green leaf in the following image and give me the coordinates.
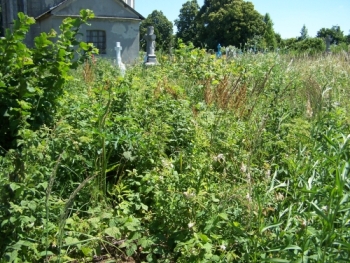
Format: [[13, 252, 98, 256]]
[[126, 243, 137, 257], [27, 201, 37, 211], [141, 203, 148, 211], [65, 237, 80, 246], [10, 183, 21, 191], [23, 57, 34, 65], [197, 233, 210, 243], [26, 85, 35, 92], [81, 246, 93, 257], [104, 227, 121, 239], [218, 213, 228, 221], [202, 242, 212, 252], [64, 237, 84, 249], [17, 99, 32, 110], [138, 237, 154, 248], [79, 42, 91, 51], [101, 212, 113, 219], [65, 218, 75, 225], [5, 250, 18, 263], [211, 194, 219, 202], [210, 255, 220, 261], [38, 182, 48, 190], [307, 226, 317, 236]]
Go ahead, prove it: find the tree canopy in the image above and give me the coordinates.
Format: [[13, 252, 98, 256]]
[[299, 24, 309, 40], [263, 13, 277, 50], [175, 0, 200, 45], [196, 0, 265, 48], [0, 3, 3, 36], [140, 10, 173, 52], [316, 26, 345, 45], [346, 31, 350, 44]]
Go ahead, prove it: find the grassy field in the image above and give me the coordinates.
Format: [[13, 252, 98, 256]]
[[1, 45, 350, 262]]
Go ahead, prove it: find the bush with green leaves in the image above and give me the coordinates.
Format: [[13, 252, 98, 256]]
[[0, 10, 96, 154], [280, 37, 325, 54]]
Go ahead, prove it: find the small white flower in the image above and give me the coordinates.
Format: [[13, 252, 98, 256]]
[[188, 222, 195, 228], [161, 159, 174, 169], [213, 153, 225, 162], [246, 193, 252, 202], [220, 244, 226, 250], [275, 192, 284, 201], [183, 191, 195, 199], [301, 219, 307, 227], [240, 163, 247, 173], [246, 172, 251, 181]]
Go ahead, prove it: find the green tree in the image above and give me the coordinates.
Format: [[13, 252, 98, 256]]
[[263, 13, 277, 50], [299, 24, 309, 40], [275, 32, 282, 45], [0, 3, 3, 36], [175, 0, 200, 45], [346, 31, 350, 44], [296, 38, 325, 53], [316, 25, 345, 44], [246, 35, 265, 51], [280, 37, 325, 54], [197, 0, 265, 48], [140, 10, 174, 52]]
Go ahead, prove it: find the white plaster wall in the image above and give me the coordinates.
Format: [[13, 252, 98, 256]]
[[35, 16, 140, 63]]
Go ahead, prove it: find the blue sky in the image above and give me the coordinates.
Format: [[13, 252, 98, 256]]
[[136, 0, 350, 39]]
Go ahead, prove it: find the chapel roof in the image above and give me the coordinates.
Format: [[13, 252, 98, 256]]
[[35, 0, 144, 21]]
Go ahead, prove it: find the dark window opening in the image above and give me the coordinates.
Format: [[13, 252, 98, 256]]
[[86, 30, 106, 54]]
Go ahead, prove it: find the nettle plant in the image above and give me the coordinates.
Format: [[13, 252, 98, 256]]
[[0, 10, 97, 154]]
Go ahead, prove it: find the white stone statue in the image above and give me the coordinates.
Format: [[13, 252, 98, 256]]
[[115, 42, 126, 76]]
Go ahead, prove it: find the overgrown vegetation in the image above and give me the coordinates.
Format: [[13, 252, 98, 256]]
[[1, 12, 350, 263]]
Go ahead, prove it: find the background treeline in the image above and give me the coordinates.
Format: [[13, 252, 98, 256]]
[[139, 0, 350, 53]]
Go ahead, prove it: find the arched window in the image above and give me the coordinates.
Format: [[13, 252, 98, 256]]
[[86, 30, 107, 54]]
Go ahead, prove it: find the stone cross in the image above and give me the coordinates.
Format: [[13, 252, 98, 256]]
[[225, 47, 230, 60], [325, 35, 332, 53], [144, 26, 158, 65], [115, 42, 126, 76]]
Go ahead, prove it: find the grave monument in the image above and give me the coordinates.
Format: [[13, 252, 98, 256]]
[[217, 43, 222, 58], [115, 42, 126, 76], [144, 26, 158, 66], [325, 35, 332, 53]]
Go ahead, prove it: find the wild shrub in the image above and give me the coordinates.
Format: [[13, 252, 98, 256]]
[[0, 10, 98, 261], [0, 10, 96, 154]]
